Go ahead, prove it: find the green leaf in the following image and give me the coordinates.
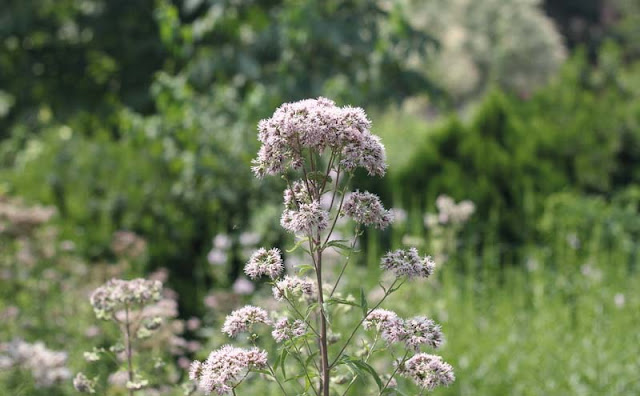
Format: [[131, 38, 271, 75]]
[[326, 297, 359, 308], [350, 359, 383, 390], [287, 237, 309, 253], [280, 348, 289, 380], [360, 287, 368, 317], [298, 264, 315, 276]]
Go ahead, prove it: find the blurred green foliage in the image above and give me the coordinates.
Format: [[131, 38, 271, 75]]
[[391, 46, 640, 247], [0, 0, 442, 315]]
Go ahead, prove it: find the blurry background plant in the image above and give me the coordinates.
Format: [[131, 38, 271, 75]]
[[401, 0, 566, 103]]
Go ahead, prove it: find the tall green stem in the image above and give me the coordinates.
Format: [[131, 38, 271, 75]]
[[124, 305, 134, 396]]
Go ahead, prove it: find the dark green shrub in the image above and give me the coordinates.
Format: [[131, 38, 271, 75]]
[[394, 48, 640, 249]]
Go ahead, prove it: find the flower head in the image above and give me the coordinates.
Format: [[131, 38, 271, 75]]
[[342, 191, 393, 229], [398, 353, 454, 390], [380, 248, 435, 279], [89, 278, 162, 320], [222, 306, 271, 338], [244, 248, 283, 280], [190, 345, 268, 395]]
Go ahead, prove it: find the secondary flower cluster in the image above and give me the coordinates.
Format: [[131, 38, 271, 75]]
[[381, 248, 436, 279], [244, 248, 284, 280], [363, 310, 443, 351], [252, 97, 386, 178], [343, 191, 393, 229], [0, 339, 71, 388], [426, 194, 476, 226], [272, 318, 307, 343], [272, 275, 315, 301], [222, 306, 272, 338], [281, 201, 329, 235], [189, 345, 268, 395], [398, 353, 455, 391]]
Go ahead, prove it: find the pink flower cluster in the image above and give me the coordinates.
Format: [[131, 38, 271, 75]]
[[222, 306, 271, 338], [252, 97, 386, 178], [271, 318, 306, 343], [380, 248, 435, 279], [363, 309, 443, 351], [363, 309, 405, 343], [244, 248, 283, 280], [342, 191, 393, 229], [280, 201, 329, 235], [398, 353, 455, 390], [189, 345, 268, 395]]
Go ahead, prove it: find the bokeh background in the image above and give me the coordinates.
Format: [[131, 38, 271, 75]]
[[1, 0, 639, 394]]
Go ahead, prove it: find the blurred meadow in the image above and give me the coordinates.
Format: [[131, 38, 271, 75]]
[[1, 0, 640, 395]]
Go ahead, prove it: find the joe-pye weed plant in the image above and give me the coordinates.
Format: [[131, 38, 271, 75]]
[[190, 98, 455, 395]]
